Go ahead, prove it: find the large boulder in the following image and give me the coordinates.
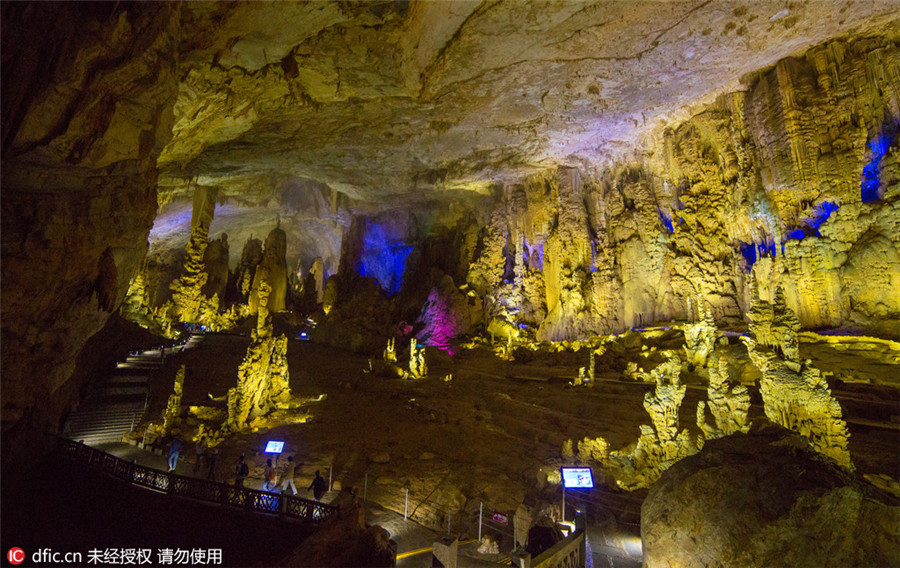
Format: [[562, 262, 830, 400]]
[[642, 422, 900, 568]]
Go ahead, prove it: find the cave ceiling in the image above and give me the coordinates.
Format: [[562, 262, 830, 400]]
[[152, 0, 898, 259]]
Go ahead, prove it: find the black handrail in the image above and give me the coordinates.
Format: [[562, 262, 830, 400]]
[[52, 436, 338, 524]]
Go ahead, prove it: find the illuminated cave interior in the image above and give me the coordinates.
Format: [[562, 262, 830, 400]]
[[2, 2, 900, 567]]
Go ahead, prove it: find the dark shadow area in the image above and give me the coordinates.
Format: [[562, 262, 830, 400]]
[[1, 446, 316, 567]]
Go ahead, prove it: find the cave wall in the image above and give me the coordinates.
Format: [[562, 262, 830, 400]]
[[0, 3, 181, 453], [460, 35, 900, 339], [662, 36, 900, 334]]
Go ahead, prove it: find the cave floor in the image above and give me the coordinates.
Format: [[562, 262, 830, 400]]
[[131, 330, 898, 560]]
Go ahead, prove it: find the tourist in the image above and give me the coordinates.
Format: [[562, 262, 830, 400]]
[[192, 436, 208, 475], [280, 456, 297, 495], [206, 447, 219, 481], [308, 470, 327, 500], [263, 458, 276, 491], [167, 436, 183, 472], [234, 454, 249, 487]]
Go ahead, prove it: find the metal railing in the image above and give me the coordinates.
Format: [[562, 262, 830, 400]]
[[53, 436, 338, 524], [528, 529, 585, 568]]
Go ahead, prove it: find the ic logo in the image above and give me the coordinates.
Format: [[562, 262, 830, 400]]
[[7, 547, 25, 565]]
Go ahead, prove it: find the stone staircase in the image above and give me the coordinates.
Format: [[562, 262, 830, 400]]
[[64, 334, 205, 445]]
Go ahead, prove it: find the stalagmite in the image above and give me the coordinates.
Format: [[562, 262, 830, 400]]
[[169, 221, 216, 325], [163, 364, 185, 432], [608, 355, 701, 489], [696, 355, 751, 439], [224, 279, 291, 430], [408, 339, 427, 379], [682, 297, 719, 369], [383, 338, 397, 364], [742, 282, 853, 469]]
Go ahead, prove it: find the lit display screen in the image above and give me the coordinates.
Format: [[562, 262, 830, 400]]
[[561, 467, 594, 488], [264, 441, 284, 454]]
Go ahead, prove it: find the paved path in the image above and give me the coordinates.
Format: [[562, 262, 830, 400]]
[[96, 441, 644, 566]]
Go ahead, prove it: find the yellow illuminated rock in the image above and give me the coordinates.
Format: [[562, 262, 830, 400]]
[[743, 282, 853, 469], [696, 355, 751, 440], [225, 280, 291, 430]]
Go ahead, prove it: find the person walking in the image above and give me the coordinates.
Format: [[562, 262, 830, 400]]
[[280, 456, 298, 495], [167, 436, 183, 472], [206, 447, 219, 481], [234, 454, 249, 487], [263, 458, 276, 491], [192, 436, 208, 475], [307, 470, 327, 500]]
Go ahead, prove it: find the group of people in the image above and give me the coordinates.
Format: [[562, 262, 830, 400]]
[[235, 454, 328, 500], [167, 434, 219, 480], [168, 437, 328, 500]]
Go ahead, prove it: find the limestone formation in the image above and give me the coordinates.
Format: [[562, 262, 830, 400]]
[[163, 364, 185, 432], [609, 355, 701, 490], [322, 276, 338, 316], [5, 1, 900, 475], [682, 298, 719, 369], [143, 363, 186, 444], [121, 266, 179, 338], [742, 284, 853, 469], [696, 355, 751, 440], [225, 280, 291, 430], [576, 437, 609, 464], [415, 275, 481, 348], [201, 233, 230, 302], [382, 338, 397, 364], [1, 3, 180, 446], [408, 339, 427, 379], [234, 237, 264, 301], [169, 222, 217, 325], [249, 225, 289, 315]]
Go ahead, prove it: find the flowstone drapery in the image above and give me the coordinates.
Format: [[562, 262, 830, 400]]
[[696, 355, 751, 439], [742, 282, 853, 469], [224, 280, 291, 430]]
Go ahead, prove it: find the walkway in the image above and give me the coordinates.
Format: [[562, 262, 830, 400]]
[[63, 334, 205, 445], [55, 436, 336, 524]]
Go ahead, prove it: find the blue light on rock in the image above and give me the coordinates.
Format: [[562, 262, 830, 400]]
[[783, 200, 840, 242], [658, 209, 674, 233], [740, 241, 757, 269], [786, 228, 808, 240], [355, 221, 414, 295], [807, 201, 839, 229], [861, 130, 895, 203]]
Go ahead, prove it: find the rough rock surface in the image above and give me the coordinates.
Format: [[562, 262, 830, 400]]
[[248, 225, 289, 314], [1, 3, 180, 455], [743, 282, 853, 469], [157, 1, 898, 200], [225, 281, 290, 430], [642, 423, 900, 568]]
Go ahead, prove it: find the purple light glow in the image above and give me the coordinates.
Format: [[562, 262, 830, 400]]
[[523, 239, 544, 271], [416, 286, 464, 349], [149, 202, 194, 243]]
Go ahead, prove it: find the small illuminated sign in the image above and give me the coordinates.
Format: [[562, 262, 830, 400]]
[[264, 440, 284, 454], [492, 512, 508, 525], [561, 467, 594, 489]]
